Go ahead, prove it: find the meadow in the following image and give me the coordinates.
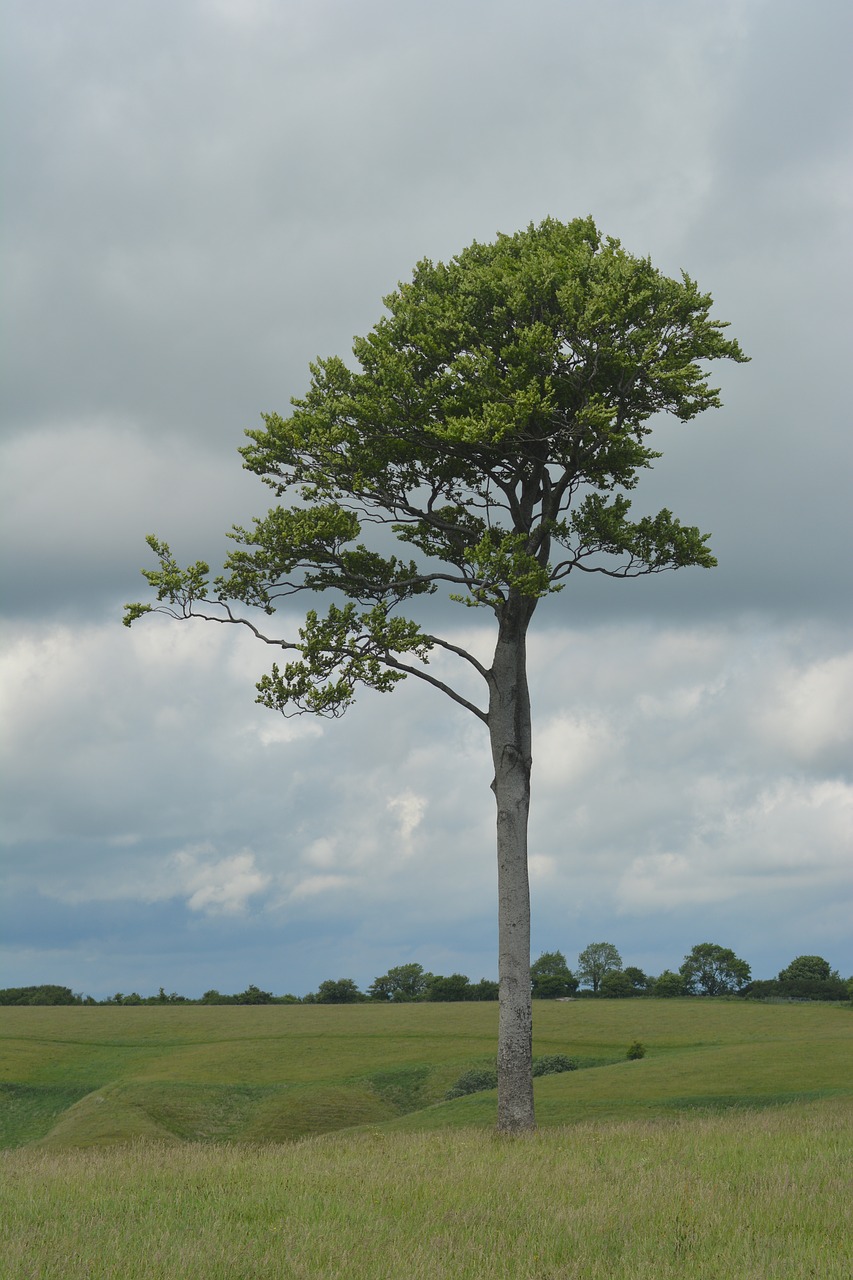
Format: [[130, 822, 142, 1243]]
[[1, 1000, 851, 1277]]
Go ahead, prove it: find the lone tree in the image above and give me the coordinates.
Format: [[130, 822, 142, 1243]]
[[576, 941, 623, 994], [368, 962, 432, 1001], [680, 943, 751, 996], [125, 217, 747, 1132]]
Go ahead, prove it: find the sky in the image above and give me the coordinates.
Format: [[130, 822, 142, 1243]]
[[2, 0, 851, 1001]]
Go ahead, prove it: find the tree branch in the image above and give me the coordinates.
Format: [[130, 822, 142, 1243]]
[[421, 633, 491, 681], [382, 656, 489, 723]]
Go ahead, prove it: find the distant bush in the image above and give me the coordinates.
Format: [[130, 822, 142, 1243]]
[[234, 984, 275, 1004], [781, 978, 848, 1002], [626, 1041, 646, 1060], [468, 978, 499, 1001], [445, 1066, 498, 1099], [316, 978, 363, 1004], [743, 976, 849, 1003], [778, 955, 835, 984], [0, 985, 81, 1006], [599, 970, 635, 998], [532, 1054, 578, 1076], [651, 969, 687, 997], [425, 973, 472, 1001], [446, 1054, 577, 1099]]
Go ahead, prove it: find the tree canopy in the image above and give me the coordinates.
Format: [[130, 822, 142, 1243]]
[[315, 978, 362, 1004], [778, 955, 836, 984], [680, 943, 751, 996], [126, 216, 747, 1131], [576, 942, 623, 993], [530, 950, 578, 999], [126, 216, 745, 706], [368, 963, 432, 1001]]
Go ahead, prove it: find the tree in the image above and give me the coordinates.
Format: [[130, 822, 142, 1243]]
[[773, 955, 846, 1002], [576, 942, 623, 994], [470, 978, 500, 1001], [125, 217, 746, 1131], [425, 973, 472, 1001], [0, 985, 82, 1006], [679, 943, 751, 996], [530, 950, 578, 999], [650, 969, 686, 998], [623, 966, 650, 994], [598, 969, 630, 998], [599, 969, 636, 998], [368, 962, 432, 1001], [778, 955, 835, 984], [315, 978, 362, 1003], [235, 983, 274, 1004]]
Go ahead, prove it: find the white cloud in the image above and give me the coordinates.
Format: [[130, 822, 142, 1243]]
[[289, 874, 352, 902], [536, 713, 621, 788], [386, 790, 426, 855], [19, 839, 271, 916], [173, 845, 270, 915], [301, 838, 339, 871], [528, 854, 557, 883], [756, 652, 853, 766], [615, 776, 853, 914]]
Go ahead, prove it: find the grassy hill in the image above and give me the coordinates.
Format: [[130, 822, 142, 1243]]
[[3, 1001, 851, 1277], [2, 998, 850, 1150]]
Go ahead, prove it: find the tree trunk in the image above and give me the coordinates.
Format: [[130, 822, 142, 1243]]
[[489, 600, 535, 1133]]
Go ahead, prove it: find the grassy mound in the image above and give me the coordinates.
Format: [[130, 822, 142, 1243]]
[[1, 999, 850, 1149]]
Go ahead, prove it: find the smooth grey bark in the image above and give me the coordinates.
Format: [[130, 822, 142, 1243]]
[[488, 596, 536, 1132]]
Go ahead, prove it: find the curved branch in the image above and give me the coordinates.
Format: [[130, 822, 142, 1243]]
[[184, 602, 300, 648], [382, 656, 488, 723], [569, 558, 676, 578], [421, 633, 490, 681], [177, 600, 490, 720]]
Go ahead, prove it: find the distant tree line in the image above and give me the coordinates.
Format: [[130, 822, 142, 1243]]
[[0, 984, 300, 1007], [301, 966, 499, 1004], [528, 944, 851, 1003], [3, 950, 850, 1008]]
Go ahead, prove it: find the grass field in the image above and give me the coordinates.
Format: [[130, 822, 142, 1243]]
[[1, 1001, 850, 1277], [1, 998, 850, 1148]]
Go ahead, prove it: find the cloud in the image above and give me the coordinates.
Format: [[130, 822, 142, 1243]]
[[174, 845, 271, 915], [614, 776, 853, 916], [289, 874, 353, 903], [387, 791, 427, 855], [2, 1, 852, 995], [0, 420, 260, 618], [756, 652, 853, 770], [14, 835, 272, 919]]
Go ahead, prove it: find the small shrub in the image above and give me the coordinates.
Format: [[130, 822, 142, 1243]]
[[626, 1041, 646, 1060], [532, 1054, 578, 1077], [446, 1054, 578, 1099], [445, 1066, 498, 1099]]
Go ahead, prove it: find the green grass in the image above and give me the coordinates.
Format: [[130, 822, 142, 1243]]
[[1, 1001, 850, 1277], [1, 999, 850, 1149], [2, 1100, 850, 1278]]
